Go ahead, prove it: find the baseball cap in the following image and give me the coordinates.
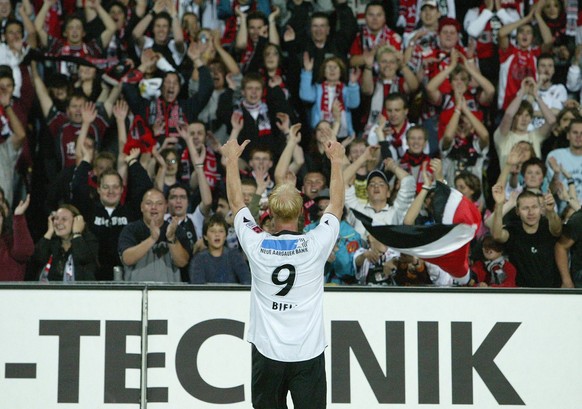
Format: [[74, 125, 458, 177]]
[[421, 0, 438, 8], [314, 188, 330, 202], [438, 17, 462, 33], [366, 170, 389, 186]]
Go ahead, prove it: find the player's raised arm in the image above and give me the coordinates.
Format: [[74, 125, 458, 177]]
[[223, 139, 251, 215], [323, 140, 346, 220]]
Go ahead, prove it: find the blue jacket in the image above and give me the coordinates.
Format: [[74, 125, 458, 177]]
[[299, 70, 360, 136]]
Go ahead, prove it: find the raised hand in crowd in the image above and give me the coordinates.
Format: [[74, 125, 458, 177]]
[[166, 216, 179, 243], [14, 195, 31, 217], [303, 52, 314, 72]]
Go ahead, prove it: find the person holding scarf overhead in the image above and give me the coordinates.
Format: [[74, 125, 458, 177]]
[[300, 55, 360, 140]]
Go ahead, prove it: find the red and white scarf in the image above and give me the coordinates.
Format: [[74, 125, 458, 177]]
[[321, 81, 344, 122], [241, 100, 271, 137], [362, 25, 396, 50]]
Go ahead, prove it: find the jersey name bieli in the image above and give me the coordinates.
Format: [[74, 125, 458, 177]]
[[234, 207, 340, 362]]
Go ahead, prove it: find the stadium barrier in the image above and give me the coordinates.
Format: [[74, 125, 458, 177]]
[[1, 284, 581, 409]]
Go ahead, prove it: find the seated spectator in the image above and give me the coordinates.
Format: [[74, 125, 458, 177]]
[[494, 77, 556, 167], [491, 186, 562, 287], [472, 235, 517, 287], [300, 55, 360, 139], [566, 45, 582, 103], [0, 194, 33, 281], [354, 237, 400, 285], [555, 208, 582, 288], [34, 204, 99, 282], [118, 188, 190, 282], [188, 214, 251, 284]]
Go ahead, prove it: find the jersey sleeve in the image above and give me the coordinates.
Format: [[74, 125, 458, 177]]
[[310, 213, 340, 257], [234, 207, 266, 255]]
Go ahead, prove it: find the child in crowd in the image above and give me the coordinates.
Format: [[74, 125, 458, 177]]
[[189, 214, 250, 284], [472, 236, 517, 287]]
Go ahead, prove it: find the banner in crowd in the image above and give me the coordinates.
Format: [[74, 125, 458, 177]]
[[1, 286, 581, 409]]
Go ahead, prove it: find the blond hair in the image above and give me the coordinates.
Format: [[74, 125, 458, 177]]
[[268, 183, 303, 222]]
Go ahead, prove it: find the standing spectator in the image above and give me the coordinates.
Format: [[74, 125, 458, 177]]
[[368, 93, 416, 158], [219, 72, 291, 162], [300, 55, 361, 139], [32, 65, 113, 170], [546, 118, 582, 205], [34, 204, 99, 282], [122, 43, 212, 142], [531, 53, 568, 129], [361, 45, 419, 135], [463, 0, 521, 86], [35, 0, 117, 76], [188, 214, 251, 284], [234, 8, 280, 74], [491, 186, 562, 287], [0, 194, 33, 281], [350, 1, 403, 69], [344, 149, 416, 239], [494, 77, 556, 167], [440, 91, 490, 188], [555, 208, 582, 287], [132, 0, 186, 69], [0, 66, 27, 207], [497, 2, 554, 111], [118, 188, 190, 282]]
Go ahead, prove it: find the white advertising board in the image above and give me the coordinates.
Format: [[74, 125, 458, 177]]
[[1, 286, 582, 409]]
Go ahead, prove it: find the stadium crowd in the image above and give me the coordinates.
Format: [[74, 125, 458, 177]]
[[0, 0, 581, 287]]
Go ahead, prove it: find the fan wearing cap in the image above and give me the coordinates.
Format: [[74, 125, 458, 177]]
[[402, 0, 441, 51], [305, 188, 364, 285], [497, 0, 554, 111], [344, 145, 416, 239]]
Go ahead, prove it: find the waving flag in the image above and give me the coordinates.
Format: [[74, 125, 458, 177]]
[[352, 182, 481, 279]]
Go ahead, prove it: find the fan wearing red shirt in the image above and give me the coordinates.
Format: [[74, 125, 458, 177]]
[[425, 48, 495, 140], [350, 1, 402, 69], [497, 2, 554, 110]]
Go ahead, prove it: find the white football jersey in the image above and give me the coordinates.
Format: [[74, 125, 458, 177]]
[[234, 207, 340, 362]]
